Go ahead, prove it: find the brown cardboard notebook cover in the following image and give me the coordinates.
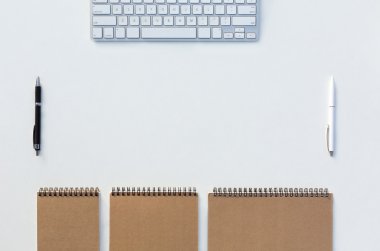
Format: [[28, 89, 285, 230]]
[[37, 187, 100, 251], [209, 188, 333, 251], [110, 187, 198, 251]]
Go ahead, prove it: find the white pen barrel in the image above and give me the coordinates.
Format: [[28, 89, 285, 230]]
[[328, 106, 335, 151], [329, 76, 336, 106], [327, 76, 336, 154]]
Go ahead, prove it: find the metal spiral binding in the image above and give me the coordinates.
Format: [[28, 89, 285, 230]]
[[212, 187, 329, 198], [38, 187, 100, 196], [111, 187, 197, 196]]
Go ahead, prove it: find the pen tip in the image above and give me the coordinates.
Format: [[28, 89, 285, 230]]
[[36, 150, 39, 156], [329, 151, 334, 157], [330, 76, 335, 85], [36, 77, 40, 86]]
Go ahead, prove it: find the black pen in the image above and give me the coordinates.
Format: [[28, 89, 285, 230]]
[[33, 77, 41, 156]]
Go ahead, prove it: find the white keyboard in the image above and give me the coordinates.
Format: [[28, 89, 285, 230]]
[[91, 0, 259, 41]]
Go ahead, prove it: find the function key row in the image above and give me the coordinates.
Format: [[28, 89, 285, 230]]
[[94, 0, 256, 4]]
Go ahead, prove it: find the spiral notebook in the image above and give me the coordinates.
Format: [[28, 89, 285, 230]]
[[37, 187, 100, 251], [209, 188, 333, 251], [110, 187, 198, 251]]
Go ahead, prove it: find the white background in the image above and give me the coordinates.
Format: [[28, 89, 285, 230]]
[[1, 0, 380, 250]]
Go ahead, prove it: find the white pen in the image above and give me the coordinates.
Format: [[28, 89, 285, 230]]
[[326, 76, 336, 156]]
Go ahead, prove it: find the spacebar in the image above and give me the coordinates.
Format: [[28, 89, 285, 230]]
[[142, 28, 197, 39]]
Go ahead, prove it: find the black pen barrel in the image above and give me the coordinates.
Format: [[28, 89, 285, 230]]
[[35, 85, 41, 125], [35, 106, 41, 132], [35, 86, 41, 102], [34, 84, 41, 151]]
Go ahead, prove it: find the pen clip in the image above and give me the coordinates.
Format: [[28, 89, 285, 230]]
[[326, 124, 330, 152]]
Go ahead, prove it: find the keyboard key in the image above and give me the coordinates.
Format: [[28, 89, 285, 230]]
[[235, 0, 244, 3], [198, 28, 211, 38], [158, 5, 168, 14], [146, 5, 157, 14], [237, 5, 256, 14], [141, 28, 196, 38], [234, 32, 244, 38], [198, 16, 208, 26], [121, 0, 131, 2], [246, 0, 256, 3], [224, 32, 233, 38], [193, 5, 202, 15], [141, 16, 151, 25], [212, 0, 222, 3], [190, 0, 200, 3], [132, 0, 142, 3], [215, 5, 225, 14], [181, 5, 191, 14], [93, 0, 107, 3], [224, 0, 233, 3], [232, 16, 256, 25], [124, 5, 134, 14], [167, 0, 177, 3], [164, 16, 174, 25], [93, 5, 111, 15], [126, 27, 140, 38], [178, 0, 188, 3], [112, 5, 122, 14], [204, 5, 213, 14], [129, 16, 140, 25], [226, 5, 236, 14], [220, 16, 230, 25], [175, 16, 185, 25], [212, 27, 222, 38], [170, 5, 180, 14], [144, 0, 154, 3], [110, 0, 119, 2], [92, 27, 103, 38], [187, 16, 196, 25], [246, 32, 256, 39], [116, 28, 126, 38], [93, 16, 117, 26], [153, 16, 163, 25], [235, 27, 244, 32], [135, 5, 145, 14], [209, 16, 219, 25], [118, 16, 128, 25], [201, 0, 211, 3], [104, 27, 114, 38]]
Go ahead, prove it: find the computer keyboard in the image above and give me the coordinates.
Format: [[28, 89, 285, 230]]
[[91, 0, 259, 41]]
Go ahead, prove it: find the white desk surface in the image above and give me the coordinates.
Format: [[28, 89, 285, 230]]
[[1, 0, 380, 250]]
